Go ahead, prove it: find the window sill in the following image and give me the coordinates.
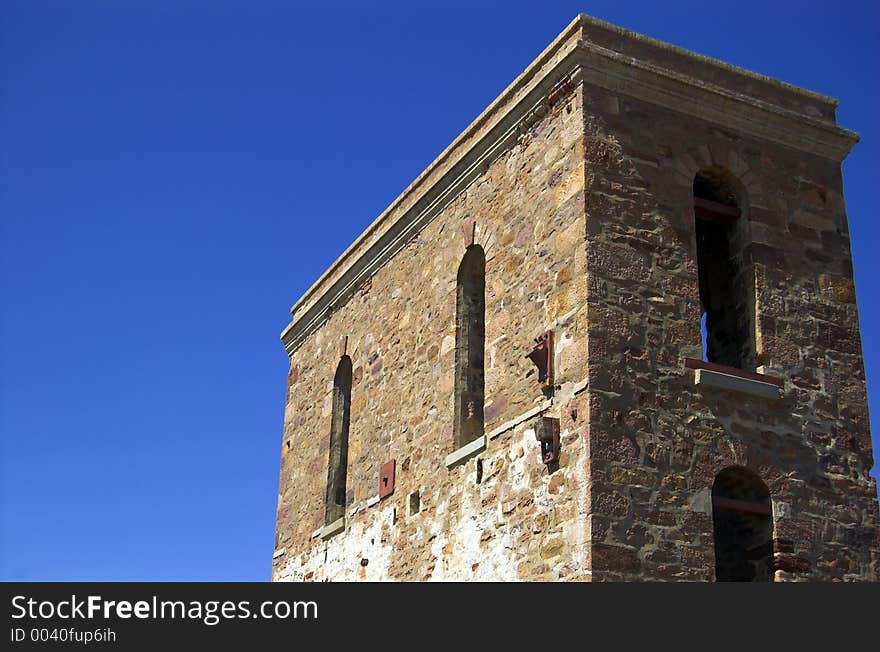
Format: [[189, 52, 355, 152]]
[[445, 435, 487, 470], [686, 358, 782, 400], [318, 517, 345, 541]]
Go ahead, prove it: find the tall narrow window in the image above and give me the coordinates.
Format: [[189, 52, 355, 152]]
[[325, 355, 352, 525], [712, 466, 773, 582], [454, 245, 485, 449], [694, 168, 754, 369]]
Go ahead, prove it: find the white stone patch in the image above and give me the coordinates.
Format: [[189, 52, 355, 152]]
[[276, 504, 398, 582], [694, 368, 781, 400], [509, 429, 538, 488], [275, 401, 587, 582], [555, 328, 574, 359], [772, 499, 791, 518], [567, 425, 590, 577], [689, 488, 712, 514], [429, 451, 519, 581]]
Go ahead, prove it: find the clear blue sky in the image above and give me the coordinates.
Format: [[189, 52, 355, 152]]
[[1, 1, 878, 581]]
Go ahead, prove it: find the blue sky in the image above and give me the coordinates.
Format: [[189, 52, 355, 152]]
[[1, 1, 878, 581]]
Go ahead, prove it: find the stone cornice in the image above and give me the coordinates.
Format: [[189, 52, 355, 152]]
[[280, 14, 859, 355], [575, 39, 859, 162], [575, 14, 843, 113]]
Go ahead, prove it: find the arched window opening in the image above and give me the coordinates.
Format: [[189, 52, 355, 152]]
[[454, 244, 485, 449], [694, 168, 754, 370], [712, 466, 773, 582], [325, 355, 352, 525]]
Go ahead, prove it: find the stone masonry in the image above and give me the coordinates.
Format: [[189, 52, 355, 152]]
[[272, 15, 879, 581]]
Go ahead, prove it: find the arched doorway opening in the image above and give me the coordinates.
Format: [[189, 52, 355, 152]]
[[712, 466, 773, 581]]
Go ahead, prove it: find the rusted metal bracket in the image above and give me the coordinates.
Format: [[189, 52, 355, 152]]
[[379, 459, 396, 500], [538, 416, 561, 470], [526, 330, 554, 390]]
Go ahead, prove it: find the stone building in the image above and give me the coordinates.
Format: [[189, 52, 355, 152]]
[[272, 15, 879, 581]]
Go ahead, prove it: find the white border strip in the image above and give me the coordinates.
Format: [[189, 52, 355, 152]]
[[445, 436, 487, 470], [487, 400, 553, 440], [319, 517, 345, 540], [694, 368, 781, 400]]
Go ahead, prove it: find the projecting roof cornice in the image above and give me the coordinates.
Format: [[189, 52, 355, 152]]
[[574, 38, 858, 162], [280, 14, 859, 355]]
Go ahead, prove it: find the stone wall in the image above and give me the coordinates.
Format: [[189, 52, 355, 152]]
[[272, 14, 879, 582], [580, 82, 880, 580], [273, 81, 591, 581]]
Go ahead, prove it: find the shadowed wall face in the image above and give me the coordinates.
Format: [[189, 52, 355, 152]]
[[454, 245, 486, 449], [579, 63, 877, 580], [711, 467, 773, 582], [325, 356, 352, 525]]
